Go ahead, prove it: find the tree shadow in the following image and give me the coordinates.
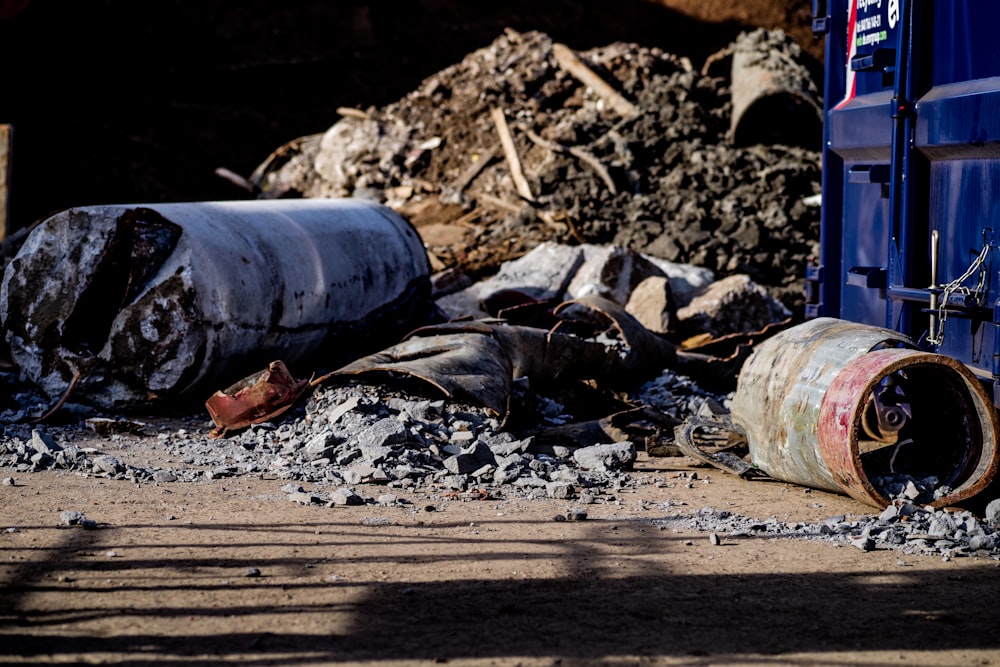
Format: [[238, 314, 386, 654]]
[[0, 515, 996, 665]]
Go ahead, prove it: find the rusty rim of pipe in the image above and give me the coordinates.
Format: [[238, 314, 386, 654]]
[[817, 348, 1000, 509]]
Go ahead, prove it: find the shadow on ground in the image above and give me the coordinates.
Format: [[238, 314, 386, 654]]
[[0, 516, 994, 664]]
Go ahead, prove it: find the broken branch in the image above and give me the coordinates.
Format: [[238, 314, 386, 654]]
[[490, 107, 535, 202], [475, 192, 525, 216], [214, 166, 256, 193], [449, 143, 500, 195], [551, 43, 639, 118], [525, 129, 617, 195]]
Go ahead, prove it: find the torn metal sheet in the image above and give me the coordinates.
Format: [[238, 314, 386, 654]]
[[205, 360, 310, 438], [529, 406, 681, 455], [325, 329, 514, 418], [672, 415, 767, 479], [321, 294, 677, 424], [1, 199, 431, 409]]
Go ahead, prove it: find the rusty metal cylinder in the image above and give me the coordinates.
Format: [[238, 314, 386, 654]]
[[731, 317, 1000, 508], [1, 199, 431, 409]]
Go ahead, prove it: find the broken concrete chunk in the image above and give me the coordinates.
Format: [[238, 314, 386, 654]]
[[328, 487, 365, 506], [58, 510, 87, 526], [676, 274, 791, 338], [572, 441, 637, 472], [986, 499, 1000, 529], [624, 276, 675, 334], [30, 430, 61, 455], [1, 199, 432, 410], [565, 245, 667, 307], [304, 430, 338, 458], [434, 241, 711, 319], [92, 455, 124, 476]]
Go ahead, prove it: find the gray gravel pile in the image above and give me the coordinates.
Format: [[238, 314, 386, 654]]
[[6, 368, 1000, 563], [0, 369, 725, 499], [655, 500, 1000, 561]]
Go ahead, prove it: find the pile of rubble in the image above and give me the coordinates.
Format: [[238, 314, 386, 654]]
[[249, 27, 822, 312], [7, 26, 1000, 564]]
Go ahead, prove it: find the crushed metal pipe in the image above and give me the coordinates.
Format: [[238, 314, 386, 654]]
[[1, 199, 432, 409]]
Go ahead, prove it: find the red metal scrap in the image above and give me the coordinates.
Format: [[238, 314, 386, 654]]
[[205, 360, 310, 438]]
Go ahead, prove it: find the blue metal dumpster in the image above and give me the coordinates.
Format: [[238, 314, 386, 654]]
[[810, 0, 1000, 403]]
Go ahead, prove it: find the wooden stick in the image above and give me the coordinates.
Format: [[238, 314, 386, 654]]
[[449, 143, 500, 195], [475, 192, 524, 215], [337, 106, 371, 120], [525, 129, 617, 195], [0, 124, 11, 242], [552, 43, 639, 118], [31, 370, 80, 424], [490, 107, 535, 202], [214, 166, 256, 193]]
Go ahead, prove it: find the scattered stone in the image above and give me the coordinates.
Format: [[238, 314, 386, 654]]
[[59, 510, 86, 526], [92, 455, 124, 476], [546, 481, 575, 500], [288, 491, 322, 505], [361, 516, 391, 526], [675, 274, 791, 338], [566, 508, 588, 521], [851, 536, 875, 552], [376, 493, 399, 506], [57, 509, 97, 529], [328, 487, 365, 507], [245, 567, 261, 578], [572, 442, 637, 472]]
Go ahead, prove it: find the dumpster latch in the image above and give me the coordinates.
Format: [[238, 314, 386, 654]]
[[805, 261, 823, 319], [811, 0, 829, 36], [847, 266, 887, 289]]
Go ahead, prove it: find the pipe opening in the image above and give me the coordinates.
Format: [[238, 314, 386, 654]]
[[861, 364, 988, 504], [61, 209, 180, 356]]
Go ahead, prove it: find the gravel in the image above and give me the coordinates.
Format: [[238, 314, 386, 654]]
[[6, 368, 1000, 563]]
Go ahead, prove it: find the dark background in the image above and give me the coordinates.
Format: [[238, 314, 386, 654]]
[[0, 0, 818, 232]]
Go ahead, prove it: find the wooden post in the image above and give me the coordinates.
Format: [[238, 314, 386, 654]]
[[0, 124, 10, 242]]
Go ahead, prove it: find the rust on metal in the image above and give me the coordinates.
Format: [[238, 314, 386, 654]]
[[205, 360, 310, 438], [818, 348, 1000, 509]]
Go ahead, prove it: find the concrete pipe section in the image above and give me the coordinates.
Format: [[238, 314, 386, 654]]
[[1, 199, 432, 409]]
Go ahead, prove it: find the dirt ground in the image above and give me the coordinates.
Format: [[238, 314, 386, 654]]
[[5, 2, 1000, 666], [5, 444, 1000, 667]]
